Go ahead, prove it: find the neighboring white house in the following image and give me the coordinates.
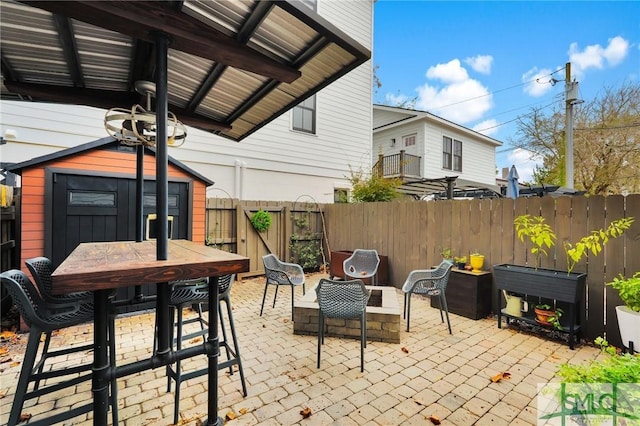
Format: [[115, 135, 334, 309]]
[[0, 1, 373, 204], [373, 104, 503, 198]]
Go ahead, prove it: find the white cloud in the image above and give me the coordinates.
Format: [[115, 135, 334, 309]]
[[413, 59, 492, 123], [472, 119, 499, 137], [522, 67, 556, 97], [569, 36, 630, 78], [507, 148, 543, 183], [465, 55, 493, 75], [425, 59, 469, 83]]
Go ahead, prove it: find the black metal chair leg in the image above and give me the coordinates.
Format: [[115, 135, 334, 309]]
[[259, 283, 269, 316], [8, 329, 41, 426]]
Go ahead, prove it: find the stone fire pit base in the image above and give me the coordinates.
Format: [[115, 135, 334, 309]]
[[293, 285, 401, 343]]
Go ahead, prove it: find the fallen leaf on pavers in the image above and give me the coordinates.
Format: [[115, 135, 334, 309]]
[[10, 362, 20, 368], [239, 408, 248, 415], [0, 347, 8, 356], [401, 346, 409, 353], [19, 413, 32, 422], [490, 372, 511, 383], [225, 411, 237, 421], [0, 331, 16, 340], [1, 357, 13, 364], [190, 337, 203, 344], [195, 419, 203, 426], [283, 318, 290, 323], [428, 415, 441, 425], [300, 407, 312, 419]]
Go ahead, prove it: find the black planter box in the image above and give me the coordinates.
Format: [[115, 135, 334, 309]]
[[493, 263, 586, 349], [493, 264, 586, 304]]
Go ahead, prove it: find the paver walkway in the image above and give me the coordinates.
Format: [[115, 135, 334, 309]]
[[0, 273, 602, 425]]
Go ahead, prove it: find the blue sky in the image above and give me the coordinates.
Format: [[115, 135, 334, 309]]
[[373, 1, 640, 182]]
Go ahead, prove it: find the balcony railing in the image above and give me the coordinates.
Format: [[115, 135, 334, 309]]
[[373, 150, 421, 179]]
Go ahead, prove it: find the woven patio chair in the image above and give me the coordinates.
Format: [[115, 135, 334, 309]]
[[25, 256, 92, 303], [260, 254, 306, 320], [316, 278, 371, 372], [402, 260, 454, 334], [0, 269, 118, 426], [343, 249, 380, 285]]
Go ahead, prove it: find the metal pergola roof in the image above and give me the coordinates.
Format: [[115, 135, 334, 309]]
[[1, 0, 370, 142]]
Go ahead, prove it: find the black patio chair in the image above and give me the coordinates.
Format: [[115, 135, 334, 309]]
[[0, 269, 118, 426], [260, 254, 306, 320], [402, 260, 454, 334], [165, 274, 247, 424], [316, 278, 371, 372], [25, 256, 92, 303]]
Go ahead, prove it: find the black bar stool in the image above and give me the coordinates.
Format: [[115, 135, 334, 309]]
[[164, 274, 247, 424]]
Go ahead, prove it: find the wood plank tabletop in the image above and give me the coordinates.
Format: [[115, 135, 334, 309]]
[[51, 240, 250, 295]]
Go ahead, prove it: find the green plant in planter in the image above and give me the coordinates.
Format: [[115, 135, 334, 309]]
[[514, 214, 634, 273], [607, 272, 640, 312], [440, 247, 453, 261], [250, 209, 272, 232]]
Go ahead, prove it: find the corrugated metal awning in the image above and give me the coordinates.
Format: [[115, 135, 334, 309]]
[[0, 0, 370, 141]]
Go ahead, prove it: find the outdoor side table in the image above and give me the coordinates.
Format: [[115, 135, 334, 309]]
[[51, 239, 249, 426]]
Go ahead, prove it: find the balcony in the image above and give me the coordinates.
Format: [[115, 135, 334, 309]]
[[373, 150, 421, 179]]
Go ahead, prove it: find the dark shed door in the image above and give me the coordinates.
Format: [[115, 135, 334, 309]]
[[50, 174, 189, 312]]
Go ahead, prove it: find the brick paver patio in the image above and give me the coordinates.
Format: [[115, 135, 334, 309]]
[[0, 273, 602, 425]]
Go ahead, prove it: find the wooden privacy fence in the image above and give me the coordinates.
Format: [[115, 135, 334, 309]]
[[205, 198, 326, 278], [322, 194, 640, 347]]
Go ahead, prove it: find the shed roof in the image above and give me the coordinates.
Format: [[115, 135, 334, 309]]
[[1, 1, 370, 141], [5, 137, 215, 186]]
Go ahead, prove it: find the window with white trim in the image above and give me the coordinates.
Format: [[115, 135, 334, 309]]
[[403, 134, 416, 147], [443, 136, 463, 172], [292, 95, 316, 134]]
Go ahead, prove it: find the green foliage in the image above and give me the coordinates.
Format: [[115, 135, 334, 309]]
[[607, 272, 640, 312], [564, 217, 634, 273], [440, 247, 453, 259], [514, 215, 556, 268], [454, 256, 467, 263], [250, 210, 272, 232], [348, 167, 401, 202], [557, 337, 640, 384], [289, 212, 324, 271], [514, 215, 634, 273]]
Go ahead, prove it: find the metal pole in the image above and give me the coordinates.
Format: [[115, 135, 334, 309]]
[[155, 32, 169, 259]]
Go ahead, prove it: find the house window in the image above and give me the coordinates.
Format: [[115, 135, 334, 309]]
[[403, 134, 416, 147], [442, 136, 462, 171], [453, 139, 462, 172], [334, 188, 348, 203], [292, 95, 316, 134], [442, 136, 452, 169]]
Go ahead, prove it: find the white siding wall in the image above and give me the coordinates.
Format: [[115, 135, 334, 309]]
[[0, 0, 373, 203], [423, 123, 496, 185]]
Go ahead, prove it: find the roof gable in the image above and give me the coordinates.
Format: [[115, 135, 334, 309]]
[[6, 137, 214, 186]]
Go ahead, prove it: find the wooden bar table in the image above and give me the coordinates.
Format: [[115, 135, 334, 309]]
[[51, 239, 249, 426]]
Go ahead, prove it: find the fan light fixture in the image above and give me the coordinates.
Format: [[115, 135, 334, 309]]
[[104, 81, 187, 147]]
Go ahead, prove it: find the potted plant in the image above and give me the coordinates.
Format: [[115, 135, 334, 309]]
[[469, 252, 484, 272], [494, 214, 634, 348], [454, 256, 467, 270], [534, 304, 563, 329], [440, 247, 453, 263], [606, 272, 640, 350]]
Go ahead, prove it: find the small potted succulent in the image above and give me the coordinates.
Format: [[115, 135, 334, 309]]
[[606, 272, 640, 350]]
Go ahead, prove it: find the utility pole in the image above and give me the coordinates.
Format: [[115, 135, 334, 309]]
[[565, 62, 579, 189]]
